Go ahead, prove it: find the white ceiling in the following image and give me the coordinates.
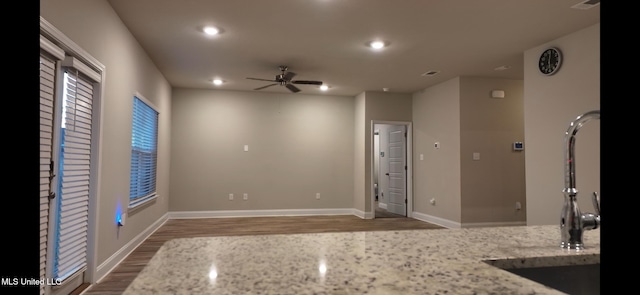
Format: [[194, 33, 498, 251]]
[[107, 0, 600, 97]]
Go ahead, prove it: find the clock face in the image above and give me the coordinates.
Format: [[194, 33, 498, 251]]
[[538, 47, 562, 75]]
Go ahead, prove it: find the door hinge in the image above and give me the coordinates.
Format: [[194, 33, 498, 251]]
[[405, 198, 407, 204], [405, 165, 407, 170]]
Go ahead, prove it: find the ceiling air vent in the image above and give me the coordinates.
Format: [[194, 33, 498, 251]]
[[421, 71, 440, 77], [571, 0, 600, 10]]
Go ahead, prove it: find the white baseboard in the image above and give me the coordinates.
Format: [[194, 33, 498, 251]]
[[411, 211, 459, 228], [93, 212, 169, 283], [352, 209, 373, 219], [411, 212, 527, 229], [169, 208, 354, 219]]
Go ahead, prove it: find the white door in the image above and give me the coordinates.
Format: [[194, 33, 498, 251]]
[[386, 125, 407, 215]]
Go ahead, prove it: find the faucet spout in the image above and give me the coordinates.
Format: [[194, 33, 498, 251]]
[[560, 110, 600, 250]]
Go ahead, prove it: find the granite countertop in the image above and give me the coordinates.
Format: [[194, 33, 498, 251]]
[[123, 225, 600, 295]]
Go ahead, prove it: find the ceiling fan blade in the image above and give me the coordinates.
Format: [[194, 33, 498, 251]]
[[292, 80, 323, 85], [247, 77, 277, 82], [286, 84, 301, 93], [254, 83, 277, 90], [283, 71, 296, 81]]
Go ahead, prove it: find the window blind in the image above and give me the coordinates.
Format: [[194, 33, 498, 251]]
[[129, 96, 159, 207], [52, 59, 98, 282], [39, 34, 64, 295]]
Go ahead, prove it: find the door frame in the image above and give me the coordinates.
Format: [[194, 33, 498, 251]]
[[370, 120, 413, 218], [41, 17, 105, 289]]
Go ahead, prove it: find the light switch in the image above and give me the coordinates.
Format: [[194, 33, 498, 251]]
[[420, 154, 424, 161], [244, 145, 249, 152], [473, 152, 480, 160]]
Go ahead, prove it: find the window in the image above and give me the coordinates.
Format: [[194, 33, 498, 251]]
[[129, 94, 159, 208]]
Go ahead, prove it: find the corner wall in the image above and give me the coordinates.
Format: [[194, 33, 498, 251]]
[[459, 77, 525, 224], [524, 23, 600, 225]]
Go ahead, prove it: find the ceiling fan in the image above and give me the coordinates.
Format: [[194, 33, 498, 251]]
[[246, 65, 323, 93]]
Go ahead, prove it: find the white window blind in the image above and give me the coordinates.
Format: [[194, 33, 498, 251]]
[[39, 34, 64, 295], [129, 95, 159, 207], [52, 57, 98, 282]]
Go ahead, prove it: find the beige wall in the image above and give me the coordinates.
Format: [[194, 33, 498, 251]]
[[40, 0, 172, 266], [524, 24, 600, 225], [353, 93, 366, 212], [363, 92, 413, 213], [459, 77, 525, 224], [170, 88, 354, 211], [412, 78, 462, 223]]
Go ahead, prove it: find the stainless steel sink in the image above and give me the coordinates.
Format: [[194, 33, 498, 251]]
[[501, 263, 599, 295], [484, 255, 600, 295]]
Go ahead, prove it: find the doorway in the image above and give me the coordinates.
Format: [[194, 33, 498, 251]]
[[371, 121, 412, 219]]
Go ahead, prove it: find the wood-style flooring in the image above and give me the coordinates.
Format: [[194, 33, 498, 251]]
[[81, 215, 444, 294]]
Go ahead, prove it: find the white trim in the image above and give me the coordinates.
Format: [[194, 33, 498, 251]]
[[169, 208, 354, 219], [91, 213, 169, 284], [128, 194, 158, 210], [412, 211, 458, 229], [411, 211, 526, 229], [370, 120, 413, 219], [134, 91, 160, 112], [40, 17, 105, 75], [40, 34, 65, 60], [351, 209, 372, 219]]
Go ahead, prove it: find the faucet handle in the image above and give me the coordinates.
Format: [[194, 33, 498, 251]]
[[592, 192, 600, 215]]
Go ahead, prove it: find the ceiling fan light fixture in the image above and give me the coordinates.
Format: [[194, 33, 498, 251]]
[[319, 85, 329, 91], [212, 79, 223, 85]]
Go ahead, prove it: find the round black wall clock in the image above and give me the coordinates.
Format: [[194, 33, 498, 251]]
[[538, 47, 562, 76]]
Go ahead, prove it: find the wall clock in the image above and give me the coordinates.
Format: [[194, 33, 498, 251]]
[[538, 47, 562, 76]]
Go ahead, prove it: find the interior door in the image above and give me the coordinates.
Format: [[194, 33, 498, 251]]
[[386, 125, 407, 215]]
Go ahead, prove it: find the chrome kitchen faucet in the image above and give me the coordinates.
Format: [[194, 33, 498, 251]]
[[560, 110, 601, 250]]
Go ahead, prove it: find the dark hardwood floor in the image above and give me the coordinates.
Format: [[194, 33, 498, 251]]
[[82, 215, 444, 294]]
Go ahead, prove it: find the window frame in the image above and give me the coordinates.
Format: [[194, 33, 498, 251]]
[[128, 92, 159, 209]]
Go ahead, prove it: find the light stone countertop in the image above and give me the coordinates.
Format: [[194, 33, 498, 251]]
[[123, 225, 600, 295]]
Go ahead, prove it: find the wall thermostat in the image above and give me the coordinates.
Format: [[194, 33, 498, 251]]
[[513, 142, 524, 151]]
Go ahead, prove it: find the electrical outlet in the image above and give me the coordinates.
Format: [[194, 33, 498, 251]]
[[316, 193, 321, 199], [243, 193, 248, 200], [229, 193, 234, 200]]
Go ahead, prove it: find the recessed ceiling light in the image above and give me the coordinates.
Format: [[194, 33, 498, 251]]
[[319, 85, 329, 91], [368, 40, 388, 50], [203, 26, 220, 35], [212, 79, 223, 85]]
